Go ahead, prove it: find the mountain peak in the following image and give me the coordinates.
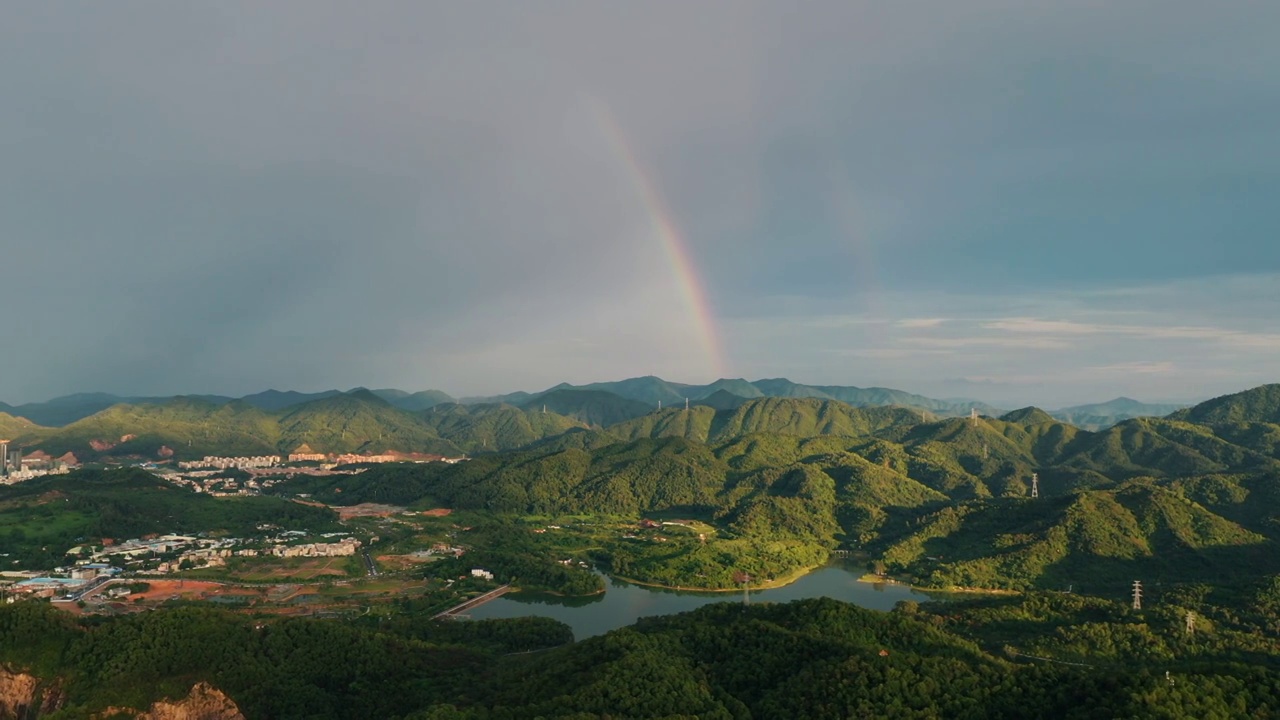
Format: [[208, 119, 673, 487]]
[[1000, 407, 1056, 425]]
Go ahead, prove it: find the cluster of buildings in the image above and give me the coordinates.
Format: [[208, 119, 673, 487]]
[[177, 455, 280, 470], [334, 453, 399, 465], [410, 542, 466, 559], [176, 447, 465, 471], [246, 536, 361, 559], [0, 440, 73, 484], [163, 470, 269, 496], [1, 564, 122, 601], [62, 531, 363, 576]]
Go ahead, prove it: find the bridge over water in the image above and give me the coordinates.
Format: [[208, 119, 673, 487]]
[[433, 584, 513, 620]]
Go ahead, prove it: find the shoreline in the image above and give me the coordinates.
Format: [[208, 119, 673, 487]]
[[612, 563, 823, 593], [855, 573, 1020, 596]]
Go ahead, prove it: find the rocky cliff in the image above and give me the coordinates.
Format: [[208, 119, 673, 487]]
[[96, 683, 244, 720], [0, 667, 64, 719]]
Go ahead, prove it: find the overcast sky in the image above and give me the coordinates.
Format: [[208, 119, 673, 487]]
[[3, 2, 1278, 407]]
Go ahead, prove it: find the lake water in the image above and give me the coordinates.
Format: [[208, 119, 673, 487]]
[[466, 563, 934, 639]]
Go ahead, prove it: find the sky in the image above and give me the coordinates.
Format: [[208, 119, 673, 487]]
[[2, 1, 1278, 408]]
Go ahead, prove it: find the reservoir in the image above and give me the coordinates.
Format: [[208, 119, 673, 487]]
[[466, 562, 934, 639]]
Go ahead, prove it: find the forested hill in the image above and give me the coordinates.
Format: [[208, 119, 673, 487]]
[[1169, 383, 1280, 424], [517, 388, 653, 427], [479, 375, 1005, 417], [0, 411, 39, 438], [2, 394, 588, 461], [6, 383, 1280, 472], [5, 590, 1280, 718], [607, 398, 923, 444], [277, 383, 1280, 594]]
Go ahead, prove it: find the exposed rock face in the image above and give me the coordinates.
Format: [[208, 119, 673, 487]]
[[96, 683, 244, 720], [0, 669, 37, 720], [0, 668, 64, 719], [89, 439, 116, 451]]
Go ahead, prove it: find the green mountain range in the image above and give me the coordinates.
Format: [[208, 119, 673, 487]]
[[4, 376, 1196, 431], [274, 383, 1280, 592], [7, 381, 1280, 597], [4, 389, 617, 461], [419, 402, 588, 452], [1049, 397, 1189, 430]]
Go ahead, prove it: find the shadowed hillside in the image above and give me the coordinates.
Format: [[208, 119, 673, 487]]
[[520, 389, 653, 426]]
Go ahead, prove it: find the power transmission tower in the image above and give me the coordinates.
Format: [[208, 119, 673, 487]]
[[685, 397, 690, 411], [1185, 611, 1195, 636], [971, 408, 979, 427], [1132, 580, 1143, 610], [983, 443, 989, 460], [1031, 473, 1039, 499]]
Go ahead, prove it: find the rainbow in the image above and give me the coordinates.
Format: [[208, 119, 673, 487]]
[[591, 102, 729, 379]]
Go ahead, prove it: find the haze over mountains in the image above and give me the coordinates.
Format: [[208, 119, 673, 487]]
[[4, 373, 1275, 483], [0, 376, 1186, 430]]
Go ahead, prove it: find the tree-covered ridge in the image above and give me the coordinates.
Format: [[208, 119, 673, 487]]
[[518, 388, 654, 426], [5, 392, 587, 460], [1170, 383, 1280, 425], [607, 398, 923, 445], [419, 402, 588, 451], [873, 480, 1273, 592], [277, 389, 1280, 593], [4, 591, 1280, 718], [0, 411, 40, 439]]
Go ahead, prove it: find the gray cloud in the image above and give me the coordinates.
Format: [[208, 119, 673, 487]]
[[2, 2, 1278, 404]]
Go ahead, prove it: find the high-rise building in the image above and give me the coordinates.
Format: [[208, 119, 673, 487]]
[[0, 440, 8, 476]]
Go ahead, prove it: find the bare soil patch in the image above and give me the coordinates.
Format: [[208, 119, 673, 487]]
[[233, 557, 350, 581], [132, 579, 223, 602], [334, 503, 405, 519]]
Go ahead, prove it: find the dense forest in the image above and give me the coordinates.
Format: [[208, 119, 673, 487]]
[[3, 589, 1280, 718]]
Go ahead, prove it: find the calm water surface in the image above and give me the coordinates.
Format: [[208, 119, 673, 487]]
[[466, 563, 933, 639]]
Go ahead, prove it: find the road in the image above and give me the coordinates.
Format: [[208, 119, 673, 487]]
[[362, 551, 379, 577], [53, 575, 115, 603]]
